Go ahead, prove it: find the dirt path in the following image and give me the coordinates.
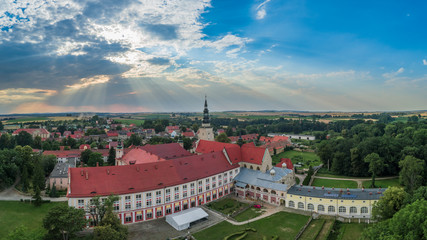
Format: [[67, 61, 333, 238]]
[[315, 219, 334, 240], [225, 205, 282, 226], [312, 176, 399, 188]]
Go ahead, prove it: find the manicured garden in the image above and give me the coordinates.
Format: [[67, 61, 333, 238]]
[[193, 211, 310, 240], [206, 198, 249, 215], [0, 201, 67, 239], [233, 206, 265, 222], [362, 178, 401, 188], [311, 178, 358, 189], [272, 150, 322, 168], [299, 219, 325, 240], [336, 223, 367, 240]]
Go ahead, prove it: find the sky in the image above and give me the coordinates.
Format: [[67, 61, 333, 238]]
[[0, 0, 426, 114]]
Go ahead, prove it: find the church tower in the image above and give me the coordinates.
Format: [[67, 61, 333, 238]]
[[197, 96, 215, 141]]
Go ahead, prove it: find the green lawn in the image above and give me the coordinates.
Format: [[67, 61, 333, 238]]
[[0, 201, 67, 239], [272, 150, 322, 168], [337, 223, 367, 240], [299, 219, 325, 240], [233, 207, 264, 222], [311, 178, 358, 189], [206, 198, 249, 215], [193, 212, 310, 240], [113, 118, 145, 126], [362, 178, 401, 188]]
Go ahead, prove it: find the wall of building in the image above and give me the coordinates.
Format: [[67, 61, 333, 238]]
[[68, 168, 240, 224]]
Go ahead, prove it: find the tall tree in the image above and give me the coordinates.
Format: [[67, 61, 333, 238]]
[[16, 131, 33, 147], [88, 152, 103, 167], [87, 195, 118, 227], [80, 149, 92, 165], [94, 198, 128, 240], [363, 200, 427, 240], [32, 186, 42, 207], [32, 136, 42, 149], [107, 147, 116, 166], [317, 141, 333, 170], [399, 155, 425, 193], [32, 156, 45, 191], [43, 205, 87, 240], [215, 133, 231, 143], [372, 186, 407, 221], [364, 153, 385, 188]]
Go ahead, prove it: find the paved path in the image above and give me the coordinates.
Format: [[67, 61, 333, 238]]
[[225, 205, 282, 225], [0, 177, 67, 202], [295, 174, 306, 184], [312, 176, 399, 188]]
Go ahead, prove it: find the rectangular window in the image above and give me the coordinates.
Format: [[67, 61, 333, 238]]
[[183, 192, 187, 198], [125, 196, 131, 210], [136, 214, 143, 221], [156, 191, 161, 197], [136, 194, 142, 209], [125, 215, 132, 223], [113, 201, 120, 211], [146, 199, 152, 207], [136, 202, 142, 209], [146, 212, 153, 219], [166, 208, 172, 214], [166, 196, 171, 203], [156, 209, 162, 217], [78, 199, 84, 208], [175, 205, 180, 212]]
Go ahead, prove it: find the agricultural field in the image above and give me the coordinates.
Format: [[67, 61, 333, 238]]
[[113, 118, 145, 126], [311, 178, 358, 189], [272, 150, 322, 168], [5, 117, 49, 123], [0, 201, 67, 239], [193, 211, 309, 240]]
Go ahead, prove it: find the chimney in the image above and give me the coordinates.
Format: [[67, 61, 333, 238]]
[[107, 169, 110, 175], [80, 169, 84, 176], [85, 171, 89, 180]]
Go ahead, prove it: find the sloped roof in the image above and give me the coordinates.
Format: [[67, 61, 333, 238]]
[[234, 167, 289, 192], [287, 185, 386, 200], [275, 158, 294, 170], [68, 151, 238, 197], [166, 207, 208, 230]]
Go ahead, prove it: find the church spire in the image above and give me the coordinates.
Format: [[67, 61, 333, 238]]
[[203, 95, 210, 125]]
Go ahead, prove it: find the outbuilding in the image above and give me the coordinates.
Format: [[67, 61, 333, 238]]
[[165, 207, 208, 231]]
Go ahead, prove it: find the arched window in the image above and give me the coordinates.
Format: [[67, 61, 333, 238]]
[[250, 166, 254, 170], [256, 187, 261, 191], [339, 206, 346, 213], [318, 205, 325, 212], [243, 164, 247, 168], [256, 167, 260, 170], [307, 203, 314, 210], [271, 190, 277, 195], [361, 207, 368, 214], [350, 207, 357, 213], [251, 186, 255, 189], [263, 189, 269, 193], [289, 201, 295, 208], [328, 206, 335, 213], [298, 202, 304, 209]]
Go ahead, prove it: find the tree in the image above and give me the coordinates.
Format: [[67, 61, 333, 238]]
[[405, 186, 427, 205], [32, 136, 42, 149], [43, 205, 87, 240], [80, 149, 92, 164], [87, 195, 118, 227], [317, 141, 333, 170], [399, 155, 425, 193], [364, 153, 384, 188], [107, 147, 116, 166], [372, 186, 407, 221], [88, 152, 103, 167], [363, 200, 427, 240], [16, 131, 33, 147], [182, 137, 193, 150], [128, 134, 142, 146], [49, 182, 58, 198], [32, 156, 45, 191], [41, 155, 56, 176], [94, 200, 128, 240], [32, 186, 42, 207], [215, 133, 231, 143], [0, 121, 3, 130]]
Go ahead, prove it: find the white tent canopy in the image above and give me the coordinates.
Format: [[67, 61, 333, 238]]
[[166, 207, 208, 231]]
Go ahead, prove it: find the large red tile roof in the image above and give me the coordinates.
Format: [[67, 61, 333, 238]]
[[195, 140, 266, 165], [275, 158, 294, 170], [12, 128, 50, 135], [120, 143, 193, 165], [68, 151, 238, 197]]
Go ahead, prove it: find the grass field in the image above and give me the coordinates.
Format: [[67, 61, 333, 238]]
[[135, 114, 171, 119], [362, 178, 401, 188], [193, 212, 310, 240], [0, 201, 67, 239], [113, 118, 145, 126], [316, 168, 368, 179], [206, 198, 249, 215], [299, 219, 325, 240], [5, 117, 49, 123], [337, 223, 367, 240], [311, 178, 358, 189], [272, 150, 322, 168], [233, 207, 264, 222]]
